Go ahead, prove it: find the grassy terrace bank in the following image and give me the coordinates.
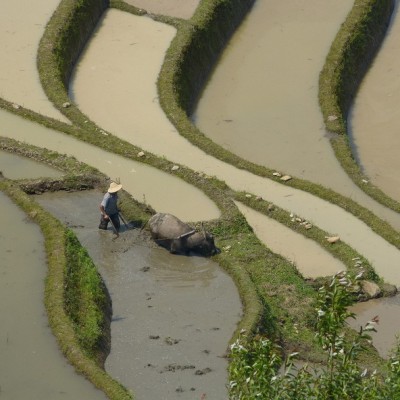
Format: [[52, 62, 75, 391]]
[[0, 172, 132, 399], [0, 0, 398, 397]]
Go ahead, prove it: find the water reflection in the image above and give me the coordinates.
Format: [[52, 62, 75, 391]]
[[349, 295, 400, 359]]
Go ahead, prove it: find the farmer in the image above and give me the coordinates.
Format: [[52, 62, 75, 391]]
[[99, 181, 122, 233]]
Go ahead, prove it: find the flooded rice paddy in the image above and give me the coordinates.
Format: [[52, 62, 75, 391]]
[[235, 201, 345, 279], [0, 149, 63, 180], [0, 0, 69, 123], [2, 0, 400, 396], [193, 0, 355, 194], [67, 6, 400, 285], [0, 108, 220, 223], [34, 190, 242, 400], [0, 191, 107, 400], [349, 1, 400, 202]]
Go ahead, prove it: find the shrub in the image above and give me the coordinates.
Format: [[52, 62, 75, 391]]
[[229, 271, 400, 399]]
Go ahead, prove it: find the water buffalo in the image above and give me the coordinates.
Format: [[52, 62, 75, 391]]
[[148, 213, 218, 256]]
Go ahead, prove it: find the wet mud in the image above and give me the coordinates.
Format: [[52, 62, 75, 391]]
[[34, 190, 242, 400]]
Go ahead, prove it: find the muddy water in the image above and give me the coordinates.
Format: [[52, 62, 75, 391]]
[[349, 1, 400, 203], [67, 5, 400, 240], [3, 99, 400, 286], [0, 191, 107, 399], [124, 0, 200, 19], [191, 0, 400, 222], [348, 295, 400, 359], [0, 0, 69, 123], [235, 202, 345, 279], [69, 9, 178, 151], [35, 190, 242, 400], [4, 105, 400, 286], [193, 1, 356, 192], [0, 150, 63, 179], [0, 110, 220, 222]]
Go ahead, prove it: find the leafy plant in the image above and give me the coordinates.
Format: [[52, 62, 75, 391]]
[[229, 270, 400, 399]]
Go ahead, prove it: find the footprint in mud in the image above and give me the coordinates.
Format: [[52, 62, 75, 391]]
[[176, 386, 197, 393], [195, 368, 212, 375], [164, 336, 181, 345], [161, 364, 196, 373]]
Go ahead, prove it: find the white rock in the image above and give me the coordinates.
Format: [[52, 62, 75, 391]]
[[361, 280, 382, 299], [280, 175, 292, 182], [326, 236, 340, 244], [171, 165, 179, 171]]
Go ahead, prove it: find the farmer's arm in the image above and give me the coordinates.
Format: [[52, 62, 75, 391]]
[[100, 195, 110, 219]]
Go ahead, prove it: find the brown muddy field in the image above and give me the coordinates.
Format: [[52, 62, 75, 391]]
[[34, 189, 242, 400]]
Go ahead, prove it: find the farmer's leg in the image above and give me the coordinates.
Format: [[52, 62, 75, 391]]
[[109, 213, 121, 232]]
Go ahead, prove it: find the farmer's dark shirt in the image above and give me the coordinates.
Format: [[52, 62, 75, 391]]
[[101, 192, 119, 215]]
